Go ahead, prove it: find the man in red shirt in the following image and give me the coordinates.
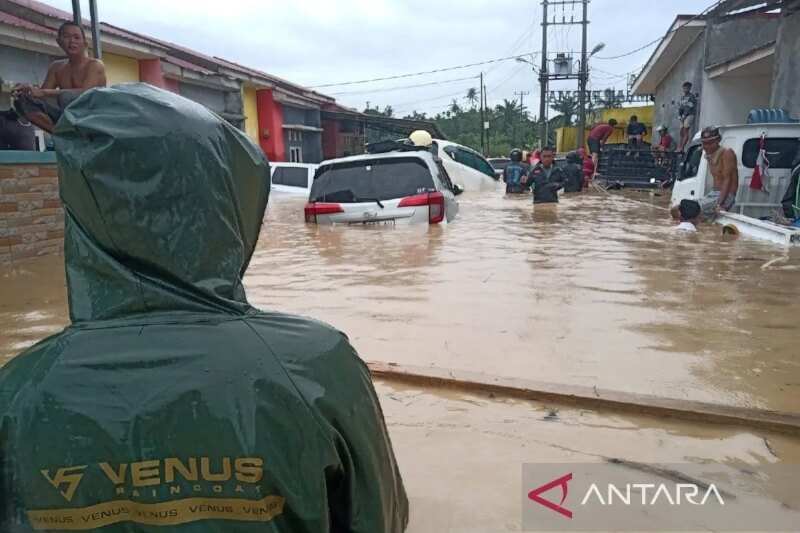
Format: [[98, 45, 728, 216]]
[[587, 119, 618, 173], [651, 124, 674, 163]]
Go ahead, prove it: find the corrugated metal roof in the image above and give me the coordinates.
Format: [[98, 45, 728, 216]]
[[2, 0, 338, 105], [0, 10, 54, 33], [164, 55, 214, 76], [3, 0, 167, 49]]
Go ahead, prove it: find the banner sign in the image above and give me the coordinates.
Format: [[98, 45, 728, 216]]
[[547, 90, 654, 103]]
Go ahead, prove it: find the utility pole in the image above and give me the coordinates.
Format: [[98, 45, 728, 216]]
[[515, 91, 530, 147], [483, 82, 490, 155], [480, 72, 485, 155], [538, 0, 590, 150], [576, 0, 589, 152], [514, 91, 530, 110], [538, 1, 548, 149]]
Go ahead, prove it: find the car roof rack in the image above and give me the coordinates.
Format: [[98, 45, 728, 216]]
[[364, 138, 431, 154]]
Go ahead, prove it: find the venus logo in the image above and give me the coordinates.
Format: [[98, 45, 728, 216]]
[[527, 473, 573, 519]]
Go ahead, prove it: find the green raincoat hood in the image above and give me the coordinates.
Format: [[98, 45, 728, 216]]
[[1, 84, 408, 533], [55, 83, 269, 322]]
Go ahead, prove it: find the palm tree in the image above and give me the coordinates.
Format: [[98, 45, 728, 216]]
[[596, 89, 624, 109], [465, 87, 479, 109], [450, 99, 462, 115], [549, 95, 578, 127], [495, 99, 520, 125]]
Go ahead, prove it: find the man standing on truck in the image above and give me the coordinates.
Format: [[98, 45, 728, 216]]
[[587, 118, 618, 174], [678, 82, 697, 152], [671, 126, 738, 221]]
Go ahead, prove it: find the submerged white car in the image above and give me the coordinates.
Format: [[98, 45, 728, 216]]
[[432, 139, 501, 191], [304, 150, 460, 226], [270, 162, 317, 196]]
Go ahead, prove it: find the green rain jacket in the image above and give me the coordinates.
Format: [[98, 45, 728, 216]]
[[0, 84, 408, 533]]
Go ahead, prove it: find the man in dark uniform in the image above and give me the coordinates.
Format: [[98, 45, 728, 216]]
[[522, 146, 565, 203]]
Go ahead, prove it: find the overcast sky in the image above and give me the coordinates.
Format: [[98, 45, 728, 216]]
[[45, 0, 713, 117]]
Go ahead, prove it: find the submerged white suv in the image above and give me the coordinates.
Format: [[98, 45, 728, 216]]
[[304, 149, 461, 226]]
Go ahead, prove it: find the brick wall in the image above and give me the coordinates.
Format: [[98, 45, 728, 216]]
[[0, 156, 64, 265]]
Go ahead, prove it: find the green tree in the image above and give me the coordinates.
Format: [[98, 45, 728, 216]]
[[363, 105, 394, 117], [465, 87, 479, 109], [549, 95, 578, 128], [450, 99, 462, 115]]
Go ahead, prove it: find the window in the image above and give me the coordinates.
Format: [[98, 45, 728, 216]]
[[679, 144, 703, 181], [473, 153, 497, 178], [741, 138, 800, 169], [289, 146, 303, 163], [489, 158, 510, 171], [287, 130, 303, 143], [272, 166, 309, 188], [310, 157, 435, 203], [434, 159, 455, 191], [456, 148, 495, 178]]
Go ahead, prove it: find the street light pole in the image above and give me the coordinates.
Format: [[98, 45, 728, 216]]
[[88, 0, 102, 60], [539, 0, 549, 148], [576, 0, 589, 151]]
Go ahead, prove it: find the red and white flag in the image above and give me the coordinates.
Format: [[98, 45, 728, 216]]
[[750, 133, 770, 192]]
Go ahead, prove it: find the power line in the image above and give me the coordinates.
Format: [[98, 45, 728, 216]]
[[309, 51, 542, 89], [594, 0, 723, 60], [390, 87, 472, 113], [328, 75, 479, 96]]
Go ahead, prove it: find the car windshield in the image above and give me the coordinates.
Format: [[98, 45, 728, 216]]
[[310, 157, 436, 203]]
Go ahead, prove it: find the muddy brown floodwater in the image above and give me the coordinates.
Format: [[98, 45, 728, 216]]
[[2, 188, 800, 531], [2, 190, 800, 412]]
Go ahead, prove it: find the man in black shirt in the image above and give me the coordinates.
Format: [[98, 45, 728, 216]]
[[626, 115, 647, 149], [522, 147, 565, 203]]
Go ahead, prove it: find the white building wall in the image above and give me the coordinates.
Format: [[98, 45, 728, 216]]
[[698, 74, 771, 128]]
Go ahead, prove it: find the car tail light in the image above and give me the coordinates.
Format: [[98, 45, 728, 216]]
[[398, 192, 445, 224], [304, 202, 343, 222]]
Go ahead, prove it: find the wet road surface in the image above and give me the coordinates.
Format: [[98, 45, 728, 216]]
[[3, 188, 800, 531], [2, 189, 799, 413], [380, 382, 800, 532]]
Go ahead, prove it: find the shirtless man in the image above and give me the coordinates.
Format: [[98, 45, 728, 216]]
[[13, 21, 106, 133], [671, 126, 738, 221]]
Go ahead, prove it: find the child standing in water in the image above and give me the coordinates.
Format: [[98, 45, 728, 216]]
[[676, 199, 700, 231]]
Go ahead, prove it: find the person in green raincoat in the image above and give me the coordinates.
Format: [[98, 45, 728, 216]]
[[0, 83, 408, 533]]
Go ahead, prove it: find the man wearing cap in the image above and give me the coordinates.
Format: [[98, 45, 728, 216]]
[[677, 82, 697, 152], [651, 125, 674, 163], [671, 126, 738, 221]]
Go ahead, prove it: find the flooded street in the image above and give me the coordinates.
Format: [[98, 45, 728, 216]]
[[2, 189, 800, 413], [3, 188, 800, 531]]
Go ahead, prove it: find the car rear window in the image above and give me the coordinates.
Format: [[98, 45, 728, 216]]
[[741, 138, 800, 169], [272, 166, 308, 188], [310, 157, 436, 203]]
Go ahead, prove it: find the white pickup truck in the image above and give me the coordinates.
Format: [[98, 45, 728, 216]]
[[671, 122, 800, 246]]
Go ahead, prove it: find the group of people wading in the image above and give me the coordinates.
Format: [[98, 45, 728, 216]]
[[502, 147, 585, 204]]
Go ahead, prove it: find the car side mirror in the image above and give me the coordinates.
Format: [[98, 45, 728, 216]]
[[452, 184, 464, 196]]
